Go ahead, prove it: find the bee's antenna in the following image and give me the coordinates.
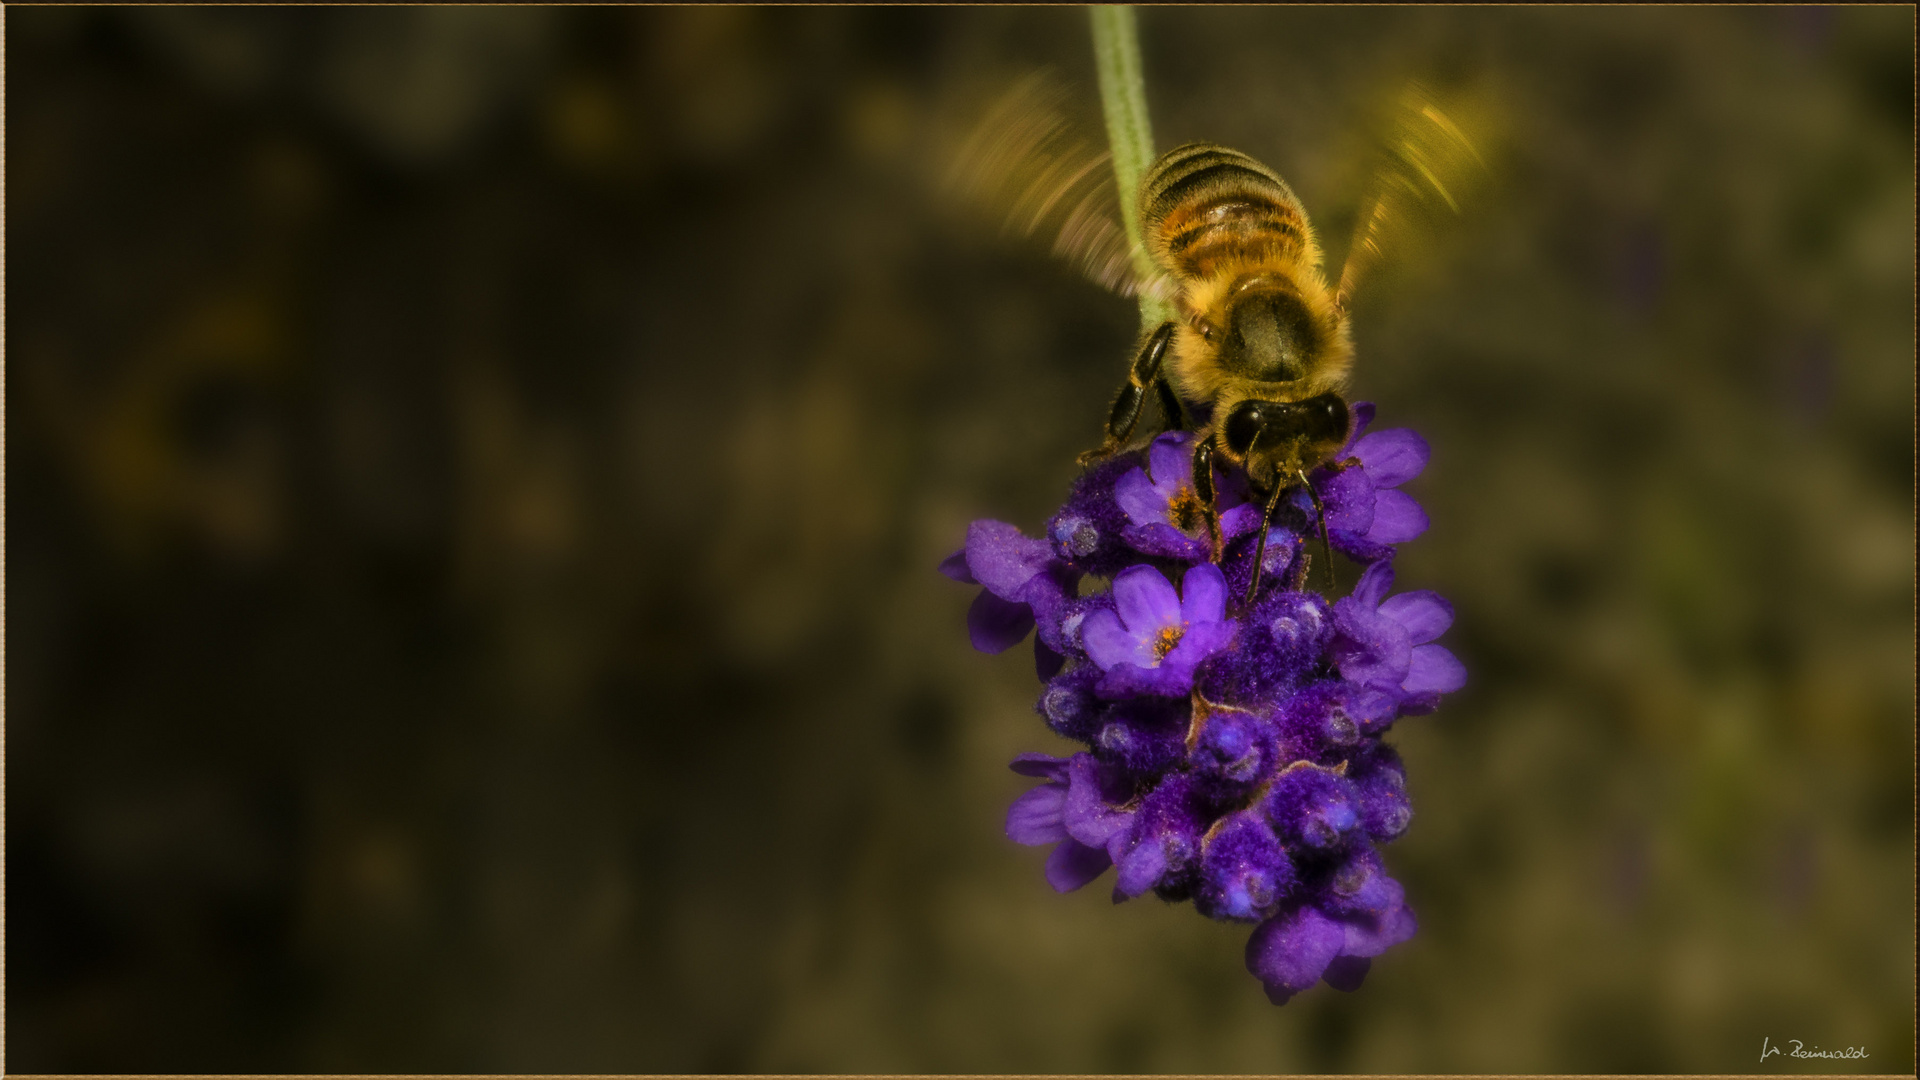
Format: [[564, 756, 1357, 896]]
[[1244, 482, 1289, 606], [1296, 469, 1337, 595]]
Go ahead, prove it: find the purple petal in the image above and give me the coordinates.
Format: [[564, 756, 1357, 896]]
[[1210, 458, 1254, 511], [1146, 434, 1193, 493], [1378, 590, 1453, 645], [1119, 521, 1212, 561], [1344, 685, 1403, 732], [965, 520, 1054, 599], [1323, 955, 1371, 992], [1394, 689, 1442, 718], [1008, 753, 1072, 781], [1403, 644, 1467, 694], [1350, 559, 1396, 610], [1112, 565, 1182, 634], [1030, 573, 1102, 658], [1044, 838, 1112, 893], [1113, 839, 1168, 900], [1316, 465, 1376, 535], [1113, 467, 1169, 527], [1340, 903, 1418, 958], [1096, 660, 1195, 699], [1161, 618, 1237, 674], [1319, 848, 1405, 923], [1353, 429, 1429, 488], [1246, 906, 1346, 1004], [1218, 501, 1264, 542], [1345, 402, 1377, 449], [1006, 783, 1069, 845], [1052, 595, 1110, 658], [1180, 562, 1229, 624], [1081, 608, 1147, 671], [1021, 569, 1077, 651], [1064, 754, 1134, 847], [1330, 600, 1413, 689], [1364, 489, 1429, 545], [938, 548, 976, 584], [1329, 528, 1397, 565], [968, 589, 1035, 654]]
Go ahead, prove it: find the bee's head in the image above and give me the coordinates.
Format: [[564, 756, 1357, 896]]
[[1216, 392, 1351, 496], [1204, 276, 1329, 383]]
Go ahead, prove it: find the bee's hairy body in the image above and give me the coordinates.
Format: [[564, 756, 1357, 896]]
[[1091, 144, 1356, 533], [949, 77, 1485, 601], [1150, 144, 1352, 434]]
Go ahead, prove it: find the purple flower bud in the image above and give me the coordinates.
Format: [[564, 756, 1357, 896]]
[[1049, 513, 1103, 560], [1031, 588, 1112, 662], [1035, 664, 1103, 742], [1246, 904, 1345, 1005], [1189, 707, 1279, 804], [1273, 680, 1365, 756], [1047, 453, 1142, 576], [1287, 844, 1419, 970], [1265, 591, 1334, 661], [1093, 695, 1188, 779], [1219, 524, 1302, 609], [1113, 773, 1206, 902], [1198, 590, 1332, 706], [1196, 810, 1296, 922], [1348, 742, 1414, 841], [1264, 763, 1363, 854]]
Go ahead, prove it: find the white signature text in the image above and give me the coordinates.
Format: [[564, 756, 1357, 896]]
[[1762, 1036, 1870, 1063]]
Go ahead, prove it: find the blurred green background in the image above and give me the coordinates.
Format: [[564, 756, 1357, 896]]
[[4, 6, 1913, 1072]]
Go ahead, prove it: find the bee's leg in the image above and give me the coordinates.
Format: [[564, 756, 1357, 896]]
[[1191, 434, 1223, 559], [1244, 482, 1290, 605], [1153, 375, 1188, 433], [1077, 322, 1176, 467], [1296, 468, 1337, 594], [1140, 376, 1188, 483]]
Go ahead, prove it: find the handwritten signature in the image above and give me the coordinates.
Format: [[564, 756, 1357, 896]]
[[1762, 1036, 1870, 1063]]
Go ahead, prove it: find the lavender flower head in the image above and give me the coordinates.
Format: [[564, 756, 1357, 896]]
[[943, 406, 1465, 1004]]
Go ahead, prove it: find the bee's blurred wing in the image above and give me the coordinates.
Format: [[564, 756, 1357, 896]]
[[946, 74, 1175, 305], [1335, 84, 1492, 311]]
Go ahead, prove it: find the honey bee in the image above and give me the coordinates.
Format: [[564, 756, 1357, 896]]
[[949, 76, 1487, 597]]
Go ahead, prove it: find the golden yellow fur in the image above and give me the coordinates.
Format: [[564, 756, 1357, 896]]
[[1168, 253, 1354, 410]]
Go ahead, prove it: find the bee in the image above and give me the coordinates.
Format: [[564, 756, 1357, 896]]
[[949, 76, 1487, 598]]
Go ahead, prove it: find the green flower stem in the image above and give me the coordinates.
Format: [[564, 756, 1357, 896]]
[[1090, 5, 1175, 329]]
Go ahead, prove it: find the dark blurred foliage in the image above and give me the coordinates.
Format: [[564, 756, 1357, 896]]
[[3, 6, 1913, 1072]]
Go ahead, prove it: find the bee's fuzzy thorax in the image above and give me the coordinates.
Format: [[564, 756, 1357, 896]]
[[1169, 254, 1354, 409], [1136, 142, 1355, 416]]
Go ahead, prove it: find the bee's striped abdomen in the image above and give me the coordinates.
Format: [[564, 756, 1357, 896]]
[[1141, 144, 1316, 282]]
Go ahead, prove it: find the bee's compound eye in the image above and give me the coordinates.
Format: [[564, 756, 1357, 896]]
[[1310, 395, 1351, 442], [1224, 402, 1266, 456]]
